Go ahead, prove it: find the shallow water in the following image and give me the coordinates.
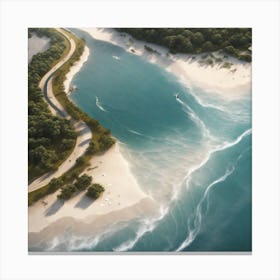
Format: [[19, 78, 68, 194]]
[[59, 28, 252, 252]]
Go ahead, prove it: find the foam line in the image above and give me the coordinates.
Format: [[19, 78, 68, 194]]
[[176, 98, 213, 140], [176, 166, 235, 251], [186, 86, 228, 113]]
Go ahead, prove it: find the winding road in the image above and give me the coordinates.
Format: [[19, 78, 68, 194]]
[[28, 28, 92, 193]]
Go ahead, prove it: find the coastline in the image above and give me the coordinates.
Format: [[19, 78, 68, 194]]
[[29, 143, 156, 250], [29, 39, 156, 248], [64, 45, 90, 94], [82, 28, 251, 101]]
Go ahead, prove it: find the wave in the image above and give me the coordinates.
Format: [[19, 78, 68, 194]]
[[113, 205, 169, 252], [176, 97, 214, 141], [113, 182, 180, 252], [176, 166, 235, 251], [95, 96, 107, 112], [186, 86, 228, 113], [183, 128, 251, 186], [112, 128, 251, 252]]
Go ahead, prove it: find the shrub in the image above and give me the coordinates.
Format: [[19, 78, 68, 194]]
[[74, 174, 92, 191], [86, 184, 105, 199], [57, 184, 77, 200]]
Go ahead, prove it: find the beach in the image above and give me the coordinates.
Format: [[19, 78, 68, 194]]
[[64, 45, 90, 94], [29, 28, 252, 251], [29, 143, 156, 250], [29, 37, 156, 249], [82, 28, 251, 100]]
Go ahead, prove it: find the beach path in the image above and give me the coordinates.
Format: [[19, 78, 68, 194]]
[[28, 28, 92, 193]]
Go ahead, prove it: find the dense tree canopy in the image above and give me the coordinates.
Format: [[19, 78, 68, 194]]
[[28, 28, 76, 181], [86, 184, 105, 199], [116, 28, 252, 61]]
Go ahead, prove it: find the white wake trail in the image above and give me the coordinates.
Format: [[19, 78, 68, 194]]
[[127, 129, 144, 136], [112, 55, 120, 60], [95, 96, 107, 112]]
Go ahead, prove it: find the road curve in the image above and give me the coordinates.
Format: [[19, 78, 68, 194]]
[[28, 28, 92, 193]]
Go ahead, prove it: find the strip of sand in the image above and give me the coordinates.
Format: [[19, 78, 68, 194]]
[[29, 30, 155, 250], [29, 143, 155, 233], [64, 45, 90, 94], [81, 28, 251, 101]]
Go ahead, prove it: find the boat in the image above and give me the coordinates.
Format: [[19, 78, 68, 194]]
[[175, 93, 180, 99]]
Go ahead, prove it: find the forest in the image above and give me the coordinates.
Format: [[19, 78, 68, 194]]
[[116, 28, 252, 62], [28, 28, 76, 181], [28, 28, 115, 205]]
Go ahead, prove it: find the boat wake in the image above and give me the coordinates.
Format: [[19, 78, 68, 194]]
[[112, 55, 120, 60], [95, 96, 107, 112], [127, 129, 144, 136]]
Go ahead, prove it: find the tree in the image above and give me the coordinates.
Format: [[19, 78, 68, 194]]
[[57, 184, 77, 200], [202, 41, 214, 52], [224, 45, 237, 56], [86, 184, 105, 199], [74, 174, 92, 191], [48, 177, 64, 191], [192, 32, 204, 46]]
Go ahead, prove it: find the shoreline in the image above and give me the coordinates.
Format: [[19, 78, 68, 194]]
[[29, 143, 156, 249], [82, 28, 251, 101], [29, 39, 155, 246], [64, 45, 90, 94]]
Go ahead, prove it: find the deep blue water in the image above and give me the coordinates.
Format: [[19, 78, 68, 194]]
[[65, 28, 252, 252]]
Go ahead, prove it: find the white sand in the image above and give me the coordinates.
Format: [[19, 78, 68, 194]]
[[29, 29, 155, 245], [64, 45, 90, 94], [82, 28, 251, 101], [29, 28, 251, 247], [29, 143, 155, 234]]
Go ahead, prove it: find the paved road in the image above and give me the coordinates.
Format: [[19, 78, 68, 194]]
[[28, 29, 92, 193]]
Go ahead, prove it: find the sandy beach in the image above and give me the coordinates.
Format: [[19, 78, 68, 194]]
[[64, 45, 90, 94], [82, 28, 251, 101], [29, 143, 156, 250], [29, 28, 251, 251], [29, 37, 156, 248]]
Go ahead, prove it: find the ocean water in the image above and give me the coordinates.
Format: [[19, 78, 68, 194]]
[[67, 28, 252, 252]]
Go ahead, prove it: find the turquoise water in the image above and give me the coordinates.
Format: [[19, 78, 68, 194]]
[[67, 28, 251, 252]]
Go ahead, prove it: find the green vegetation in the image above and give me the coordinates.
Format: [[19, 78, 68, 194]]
[[221, 62, 233, 69], [86, 184, 105, 199], [28, 28, 76, 181], [116, 28, 252, 62], [144, 45, 160, 55], [74, 174, 92, 191], [28, 28, 115, 206], [56, 176, 104, 201], [57, 184, 77, 200]]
